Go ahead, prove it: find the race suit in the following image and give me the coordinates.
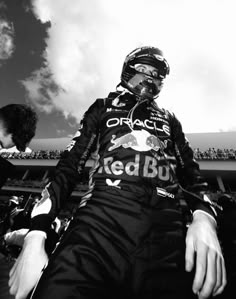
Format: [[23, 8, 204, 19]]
[[29, 91, 216, 299]]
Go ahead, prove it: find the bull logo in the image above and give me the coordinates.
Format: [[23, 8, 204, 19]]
[[108, 129, 167, 152]]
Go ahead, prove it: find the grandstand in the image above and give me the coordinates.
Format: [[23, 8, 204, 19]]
[[27, 132, 236, 152], [0, 131, 236, 201]]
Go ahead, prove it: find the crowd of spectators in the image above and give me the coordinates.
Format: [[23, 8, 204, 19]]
[[4, 179, 89, 194], [1, 148, 236, 161], [193, 148, 236, 160], [0, 150, 64, 160], [5, 179, 47, 189]]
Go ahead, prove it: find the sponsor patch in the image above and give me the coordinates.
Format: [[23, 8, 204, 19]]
[[156, 187, 175, 198]]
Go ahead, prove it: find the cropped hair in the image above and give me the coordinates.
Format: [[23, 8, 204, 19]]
[[0, 104, 38, 151]]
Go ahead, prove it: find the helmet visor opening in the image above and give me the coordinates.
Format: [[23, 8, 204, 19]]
[[133, 57, 169, 79]]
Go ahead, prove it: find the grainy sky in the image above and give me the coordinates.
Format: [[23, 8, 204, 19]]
[[1, 0, 236, 138]]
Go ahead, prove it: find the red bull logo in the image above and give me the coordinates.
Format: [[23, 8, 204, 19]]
[[108, 129, 167, 152]]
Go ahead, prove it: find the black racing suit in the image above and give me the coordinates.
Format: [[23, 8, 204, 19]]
[[29, 91, 216, 299]]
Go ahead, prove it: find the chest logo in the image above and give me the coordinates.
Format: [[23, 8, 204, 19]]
[[108, 129, 167, 152]]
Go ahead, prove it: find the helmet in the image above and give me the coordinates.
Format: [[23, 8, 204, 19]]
[[120, 46, 170, 100]]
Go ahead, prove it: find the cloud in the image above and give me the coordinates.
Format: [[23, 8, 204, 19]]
[[21, 66, 64, 113], [22, 0, 236, 132], [0, 2, 15, 65]]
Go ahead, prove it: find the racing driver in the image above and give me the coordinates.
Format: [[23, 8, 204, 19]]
[[9, 46, 226, 299]]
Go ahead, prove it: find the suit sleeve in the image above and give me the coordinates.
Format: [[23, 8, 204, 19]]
[[169, 112, 218, 219], [30, 98, 104, 233]]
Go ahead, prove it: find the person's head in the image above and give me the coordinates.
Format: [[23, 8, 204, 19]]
[[120, 46, 170, 100], [0, 104, 38, 151]]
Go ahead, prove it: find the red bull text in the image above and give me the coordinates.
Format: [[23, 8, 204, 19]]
[[98, 154, 170, 180]]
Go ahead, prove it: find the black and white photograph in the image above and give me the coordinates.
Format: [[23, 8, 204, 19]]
[[0, 1, 235, 298]]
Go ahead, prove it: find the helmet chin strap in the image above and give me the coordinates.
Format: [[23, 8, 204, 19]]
[[116, 83, 159, 102], [136, 93, 153, 102]]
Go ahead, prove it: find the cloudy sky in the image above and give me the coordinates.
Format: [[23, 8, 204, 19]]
[[1, 0, 236, 139]]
